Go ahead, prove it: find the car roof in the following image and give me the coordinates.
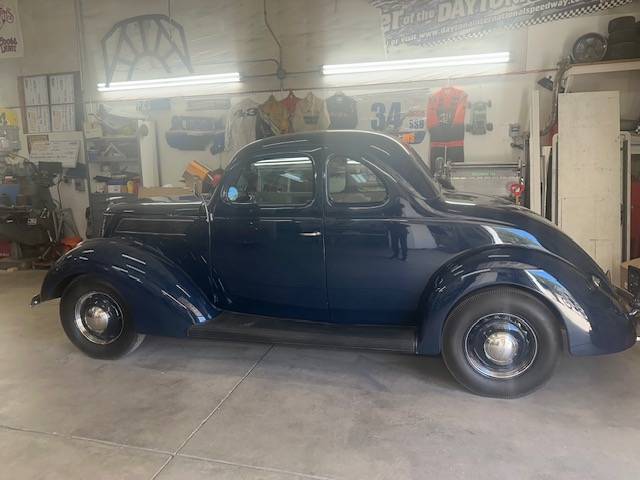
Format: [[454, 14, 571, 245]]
[[254, 129, 394, 146]]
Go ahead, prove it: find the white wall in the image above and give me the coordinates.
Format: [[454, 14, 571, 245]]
[[1, 0, 639, 196]]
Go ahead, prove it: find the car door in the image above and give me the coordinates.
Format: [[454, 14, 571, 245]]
[[211, 149, 328, 321], [323, 146, 430, 326]]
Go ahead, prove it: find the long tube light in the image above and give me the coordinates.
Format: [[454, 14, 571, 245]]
[[322, 52, 510, 75], [97, 72, 240, 92]]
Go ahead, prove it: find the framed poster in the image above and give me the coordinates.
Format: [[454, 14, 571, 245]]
[[19, 72, 82, 133], [0, 0, 23, 58]]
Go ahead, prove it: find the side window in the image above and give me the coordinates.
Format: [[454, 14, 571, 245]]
[[229, 156, 314, 206], [327, 156, 388, 205]]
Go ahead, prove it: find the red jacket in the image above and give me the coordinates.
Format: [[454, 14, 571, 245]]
[[427, 87, 467, 148]]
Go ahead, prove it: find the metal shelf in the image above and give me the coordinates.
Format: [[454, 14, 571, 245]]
[[87, 136, 138, 142], [90, 156, 140, 163], [565, 59, 640, 92]]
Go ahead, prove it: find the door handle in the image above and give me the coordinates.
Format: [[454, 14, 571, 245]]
[[300, 231, 321, 237]]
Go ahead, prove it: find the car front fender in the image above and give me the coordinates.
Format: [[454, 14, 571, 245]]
[[38, 237, 220, 337], [418, 245, 636, 356]]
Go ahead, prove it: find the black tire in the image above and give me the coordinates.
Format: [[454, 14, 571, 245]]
[[609, 16, 635, 33], [571, 33, 608, 63], [60, 276, 145, 359], [608, 28, 638, 44], [442, 287, 561, 398], [606, 42, 639, 60]]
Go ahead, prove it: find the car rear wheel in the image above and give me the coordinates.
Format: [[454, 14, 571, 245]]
[[442, 287, 561, 398], [60, 277, 145, 359]]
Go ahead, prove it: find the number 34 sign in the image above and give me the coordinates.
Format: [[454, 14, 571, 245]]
[[361, 96, 427, 145]]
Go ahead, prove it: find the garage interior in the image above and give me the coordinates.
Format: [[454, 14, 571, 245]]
[[1, 0, 640, 478]]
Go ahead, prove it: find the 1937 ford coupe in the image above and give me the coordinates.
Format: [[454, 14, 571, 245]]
[[32, 131, 639, 397]]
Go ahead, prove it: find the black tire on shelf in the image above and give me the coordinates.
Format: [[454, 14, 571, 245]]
[[442, 287, 561, 398], [60, 276, 145, 359], [571, 32, 608, 63], [608, 28, 637, 44], [606, 42, 640, 60], [608, 16, 636, 33]]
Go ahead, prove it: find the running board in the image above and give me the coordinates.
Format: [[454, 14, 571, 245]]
[[188, 312, 416, 353]]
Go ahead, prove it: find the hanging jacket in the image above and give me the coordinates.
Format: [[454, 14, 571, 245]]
[[292, 93, 330, 132], [426, 87, 467, 148]]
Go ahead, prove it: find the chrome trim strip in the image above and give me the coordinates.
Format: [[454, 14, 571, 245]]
[[118, 217, 195, 223], [116, 230, 187, 237], [121, 254, 146, 265]]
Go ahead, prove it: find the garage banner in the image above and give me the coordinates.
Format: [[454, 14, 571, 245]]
[[0, 0, 22, 58], [370, 0, 633, 49]]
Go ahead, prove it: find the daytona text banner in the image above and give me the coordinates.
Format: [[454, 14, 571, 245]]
[[370, 0, 632, 49]]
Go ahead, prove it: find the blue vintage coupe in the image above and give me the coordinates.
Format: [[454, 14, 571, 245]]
[[32, 131, 638, 397]]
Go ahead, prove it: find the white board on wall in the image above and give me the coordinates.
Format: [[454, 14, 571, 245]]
[[557, 91, 621, 284], [529, 89, 541, 215]]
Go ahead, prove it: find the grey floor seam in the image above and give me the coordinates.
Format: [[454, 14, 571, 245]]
[[149, 456, 174, 480], [0, 423, 173, 456], [176, 452, 338, 480], [70, 434, 174, 455], [0, 424, 69, 440], [149, 344, 275, 480], [0, 421, 335, 480]]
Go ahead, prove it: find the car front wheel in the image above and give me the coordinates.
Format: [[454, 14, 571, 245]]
[[442, 287, 561, 398], [60, 277, 145, 359]]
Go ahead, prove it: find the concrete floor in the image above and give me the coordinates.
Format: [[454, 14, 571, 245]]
[[1, 271, 640, 480]]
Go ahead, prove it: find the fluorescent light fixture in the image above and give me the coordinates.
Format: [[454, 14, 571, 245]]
[[322, 52, 510, 75], [97, 72, 240, 92]]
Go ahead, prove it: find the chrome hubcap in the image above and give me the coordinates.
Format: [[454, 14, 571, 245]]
[[74, 292, 124, 345], [464, 313, 538, 379], [84, 306, 110, 333], [484, 332, 519, 365]]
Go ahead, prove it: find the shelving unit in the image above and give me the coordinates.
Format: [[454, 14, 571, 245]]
[[564, 59, 640, 92], [85, 136, 142, 236]]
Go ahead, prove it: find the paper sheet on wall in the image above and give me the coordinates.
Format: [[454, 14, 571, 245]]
[[23, 76, 48, 106], [49, 74, 75, 104], [51, 104, 76, 131], [26, 106, 51, 133], [29, 140, 80, 167]]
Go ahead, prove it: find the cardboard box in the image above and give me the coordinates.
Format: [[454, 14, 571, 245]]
[[620, 258, 640, 290], [138, 187, 193, 199]]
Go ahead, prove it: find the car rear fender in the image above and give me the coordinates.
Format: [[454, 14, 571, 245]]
[[39, 237, 221, 337], [418, 245, 636, 356]]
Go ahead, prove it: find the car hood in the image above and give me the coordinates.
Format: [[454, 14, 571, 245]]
[[106, 199, 204, 217]]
